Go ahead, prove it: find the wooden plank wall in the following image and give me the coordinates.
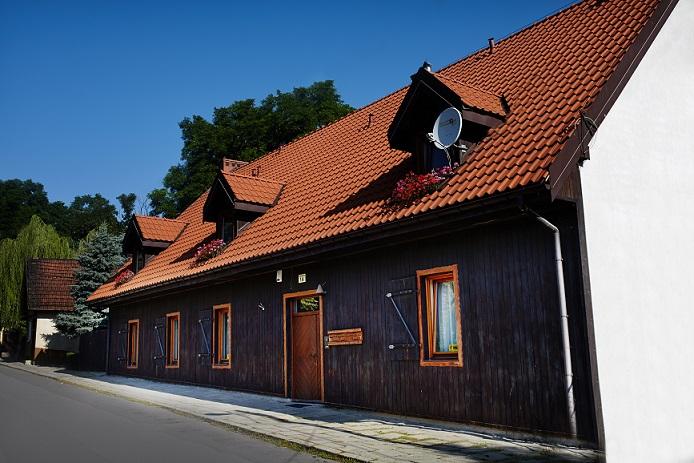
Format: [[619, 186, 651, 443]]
[[107, 206, 596, 441]]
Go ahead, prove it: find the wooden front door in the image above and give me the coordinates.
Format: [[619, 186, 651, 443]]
[[289, 295, 323, 401]]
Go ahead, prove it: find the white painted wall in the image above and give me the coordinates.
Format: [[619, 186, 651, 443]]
[[35, 317, 79, 352], [580, 1, 694, 461]]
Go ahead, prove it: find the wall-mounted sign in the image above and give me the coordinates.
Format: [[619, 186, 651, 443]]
[[298, 273, 307, 284], [327, 328, 363, 346]]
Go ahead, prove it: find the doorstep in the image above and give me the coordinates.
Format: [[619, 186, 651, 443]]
[[0, 362, 602, 463]]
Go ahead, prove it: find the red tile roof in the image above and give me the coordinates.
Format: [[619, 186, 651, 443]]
[[221, 172, 284, 206], [433, 73, 507, 117], [26, 259, 78, 311], [134, 215, 187, 242], [89, 0, 663, 302]]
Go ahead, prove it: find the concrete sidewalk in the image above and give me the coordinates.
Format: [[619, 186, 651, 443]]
[[0, 362, 601, 463]]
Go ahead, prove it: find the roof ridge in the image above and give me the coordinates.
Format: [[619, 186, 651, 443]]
[[436, 0, 582, 76], [134, 214, 188, 224], [222, 171, 286, 186]]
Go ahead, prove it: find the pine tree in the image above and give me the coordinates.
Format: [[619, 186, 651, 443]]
[[0, 216, 73, 332], [55, 223, 124, 337]]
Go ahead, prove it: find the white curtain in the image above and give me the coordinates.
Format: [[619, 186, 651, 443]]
[[436, 281, 457, 352]]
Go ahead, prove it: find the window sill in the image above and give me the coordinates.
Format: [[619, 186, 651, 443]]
[[212, 362, 231, 370], [165, 363, 179, 369], [419, 357, 462, 368], [126, 365, 138, 369]]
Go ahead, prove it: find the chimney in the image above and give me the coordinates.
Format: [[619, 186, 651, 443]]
[[221, 157, 248, 173], [488, 37, 495, 54]]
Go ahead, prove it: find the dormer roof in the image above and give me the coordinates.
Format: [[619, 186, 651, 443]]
[[203, 171, 284, 221], [134, 215, 187, 243], [123, 215, 187, 253], [388, 67, 507, 152]]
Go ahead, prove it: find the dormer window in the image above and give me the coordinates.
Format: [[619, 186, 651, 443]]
[[388, 64, 508, 173], [123, 215, 187, 273], [203, 168, 284, 242], [135, 251, 145, 273], [221, 217, 235, 242]]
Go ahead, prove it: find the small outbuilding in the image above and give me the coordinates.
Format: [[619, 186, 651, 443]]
[[25, 258, 80, 364]]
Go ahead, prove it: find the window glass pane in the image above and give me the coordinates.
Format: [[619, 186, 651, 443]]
[[222, 219, 234, 242], [295, 297, 319, 313], [431, 147, 450, 169], [222, 312, 229, 360], [172, 318, 179, 362], [434, 280, 457, 353]]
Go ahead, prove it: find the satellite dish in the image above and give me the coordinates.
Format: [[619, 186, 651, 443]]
[[431, 107, 462, 149]]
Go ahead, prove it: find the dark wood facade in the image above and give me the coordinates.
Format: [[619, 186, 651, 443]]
[[106, 203, 598, 443]]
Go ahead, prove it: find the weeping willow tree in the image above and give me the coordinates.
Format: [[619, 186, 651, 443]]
[[0, 216, 74, 333]]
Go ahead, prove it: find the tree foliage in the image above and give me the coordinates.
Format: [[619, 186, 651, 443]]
[[117, 193, 137, 231], [55, 223, 124, 337], [149, 80, 353, 217], [0, 178, 134, 242], [0, 216, 74, 331]]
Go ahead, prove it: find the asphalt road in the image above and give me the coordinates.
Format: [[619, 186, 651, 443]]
[[0, 366, 328, 463]]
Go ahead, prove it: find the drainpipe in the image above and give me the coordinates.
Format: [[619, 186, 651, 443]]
[[103, 307, 110, 374], [528, 208, 577, 437]]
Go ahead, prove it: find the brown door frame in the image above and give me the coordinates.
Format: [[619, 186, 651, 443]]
[[283, 289, 324, 401]]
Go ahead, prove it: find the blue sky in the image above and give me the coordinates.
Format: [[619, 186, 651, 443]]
[[1, 0, 570, 210]]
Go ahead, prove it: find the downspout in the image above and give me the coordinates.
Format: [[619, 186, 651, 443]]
[[103, 307, 110, 374], [527, 208, 577, 437]]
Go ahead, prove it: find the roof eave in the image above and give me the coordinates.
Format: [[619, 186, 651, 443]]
[[89, 183, 547, 306]]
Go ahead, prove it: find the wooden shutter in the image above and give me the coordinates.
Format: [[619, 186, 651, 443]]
[[153, 317, 166, 364], [386, 276, 419, 361], [197, 309, 212, 365], [116, 324, 127, 362]]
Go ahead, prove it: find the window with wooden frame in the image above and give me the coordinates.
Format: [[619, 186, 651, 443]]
[[126, 319, 139, 369], [166, 312, 180, 368], [416, 265, 463, 367], [212, 304, 231, 368]]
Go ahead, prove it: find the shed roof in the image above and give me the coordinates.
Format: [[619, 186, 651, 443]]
[[89, 0, 667, 303]]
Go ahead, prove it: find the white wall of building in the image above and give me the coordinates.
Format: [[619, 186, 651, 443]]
[[580, 1, 694, 461], [35, 317, 79, 352]]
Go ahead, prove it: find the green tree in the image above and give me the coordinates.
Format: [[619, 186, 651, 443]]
[[0, 216, 74, 331], [0, 178, 129, 243], [149, 80, 353, 217], [66, 194, 119, 241], [0, 179, 51, 240], [117, 193, 137, 231], [55, 223, 124, 337]]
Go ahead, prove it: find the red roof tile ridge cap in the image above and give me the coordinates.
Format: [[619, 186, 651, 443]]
[[436, 0, 583, 76], [30, 258, 78, 263], [433, 73, 501, 98], [221, 171, 286, 186], [134, 214, 188, 224]]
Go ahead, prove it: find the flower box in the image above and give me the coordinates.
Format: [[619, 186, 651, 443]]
[[114, 269, 134, 287], [194, 239, 227, 264], [390, 165, 457, 206]]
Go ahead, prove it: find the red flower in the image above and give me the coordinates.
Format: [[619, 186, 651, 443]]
[[194, 239, 227, 263], [114, 269, 134, 286], [390, 165, 457, 206]]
